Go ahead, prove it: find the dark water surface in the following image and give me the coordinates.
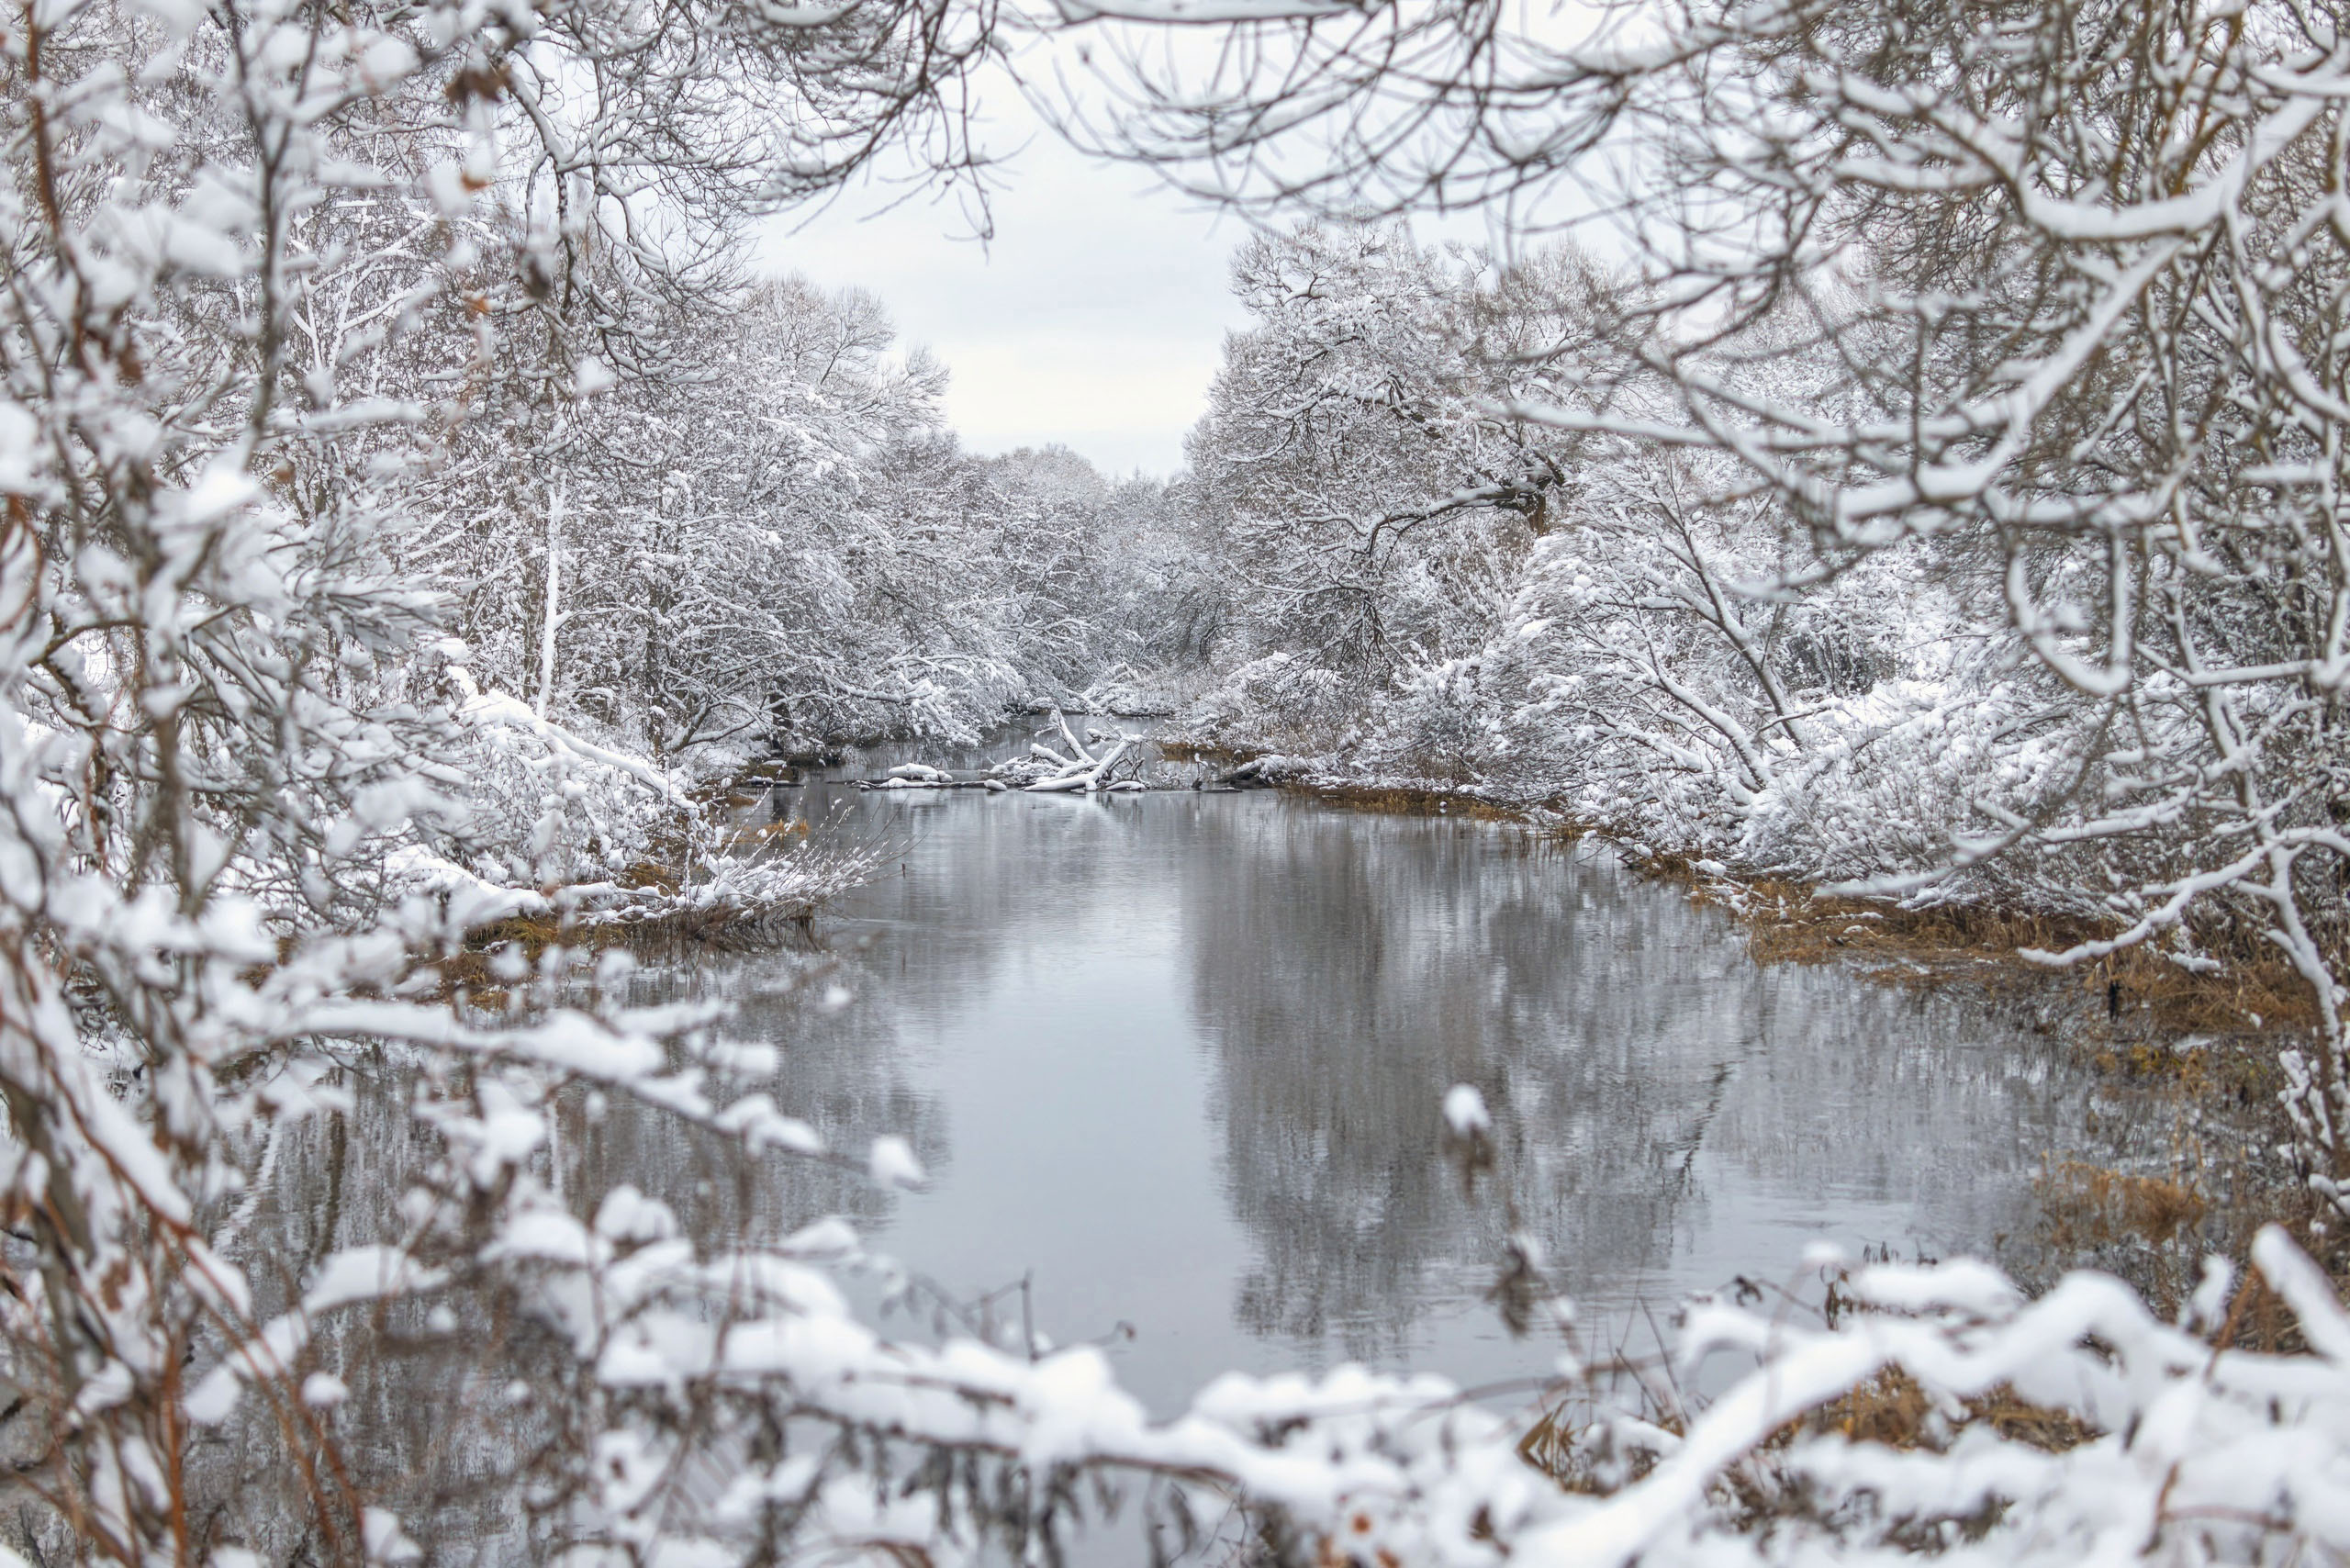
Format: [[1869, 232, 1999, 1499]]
[[637, 737, 2133, 1417]]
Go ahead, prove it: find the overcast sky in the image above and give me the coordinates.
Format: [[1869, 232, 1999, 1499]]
[[760, 89, 1255, 479]]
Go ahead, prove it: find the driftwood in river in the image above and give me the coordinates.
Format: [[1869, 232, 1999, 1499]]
[[850, 714, 1163, 793], [1212, 755, 1305, 789], [855, 719, 1165, 799], [998, 711, 1155, 792]]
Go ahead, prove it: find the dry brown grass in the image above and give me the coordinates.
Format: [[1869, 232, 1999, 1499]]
[[1799, 1369, 2095, 1453], [1514, 1405, 1577, 1488], [1515, 1367, 2090, 1506], [2207, 1264, 2322, 1354], [2021, 1147, 2343, 1323], [416, 896, 823, 1002], [414, 912, 617, 1002], [2034, 1159, 2209, 1249], [1651, 865, 2320, 1036], [1515, 1404, 1673, 1496], [2082, 1038, 2280, 1114]]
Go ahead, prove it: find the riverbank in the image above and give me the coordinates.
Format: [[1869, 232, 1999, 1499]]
[[416, 812, 882, 1002]]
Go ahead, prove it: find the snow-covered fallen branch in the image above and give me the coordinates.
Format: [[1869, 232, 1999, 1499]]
[[855, 763, 998, 790], [990, 710, 1155, 792]]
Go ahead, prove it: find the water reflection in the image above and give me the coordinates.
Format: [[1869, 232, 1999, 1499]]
[[697, 759, 2144, 1412], [180, 737, 2171, 1564], [1170, 802, 2117, 1372], [216, 743, 2152, 1510]]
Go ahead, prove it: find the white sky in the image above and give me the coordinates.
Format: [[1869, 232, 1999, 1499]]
[[760, 90, 1255, 479]]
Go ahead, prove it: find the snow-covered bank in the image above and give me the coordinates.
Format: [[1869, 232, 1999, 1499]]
[[379, 664, 890, 956]]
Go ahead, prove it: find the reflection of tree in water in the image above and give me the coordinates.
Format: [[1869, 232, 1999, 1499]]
[[1181, 808, 1745, 1358], [560, 764, 1176, 1246], [1182, 802, 2126, 1361], [600, 945, 945, 1236], [192, 766, 1174, 1559]]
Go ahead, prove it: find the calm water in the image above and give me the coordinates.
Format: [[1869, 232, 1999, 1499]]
[[619, 735, 2134, 1416], [200, 732, 2165, 1562]]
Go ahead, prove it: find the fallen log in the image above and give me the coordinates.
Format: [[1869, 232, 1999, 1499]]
[[853, 713, 1168, 796], [1024, 734, 1134, 792], [1214, 754, 1307, 789]]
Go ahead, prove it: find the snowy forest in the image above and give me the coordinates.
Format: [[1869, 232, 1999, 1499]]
[[12, 0, 2350, 1562]]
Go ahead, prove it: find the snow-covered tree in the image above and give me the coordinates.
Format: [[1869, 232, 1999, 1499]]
[[1180, 225, 1575, 759]]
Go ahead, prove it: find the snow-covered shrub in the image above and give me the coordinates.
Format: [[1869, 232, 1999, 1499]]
[[0, 0, 1012, 1553], [1366, 655, 1492, 783], [1184, 652, 1370, 756], [201, 1172, 2350, 1568]]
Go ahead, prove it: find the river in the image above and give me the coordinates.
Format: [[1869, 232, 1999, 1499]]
[[197, 729, 2174, 1562], [617, 732, 2146, 1418]]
